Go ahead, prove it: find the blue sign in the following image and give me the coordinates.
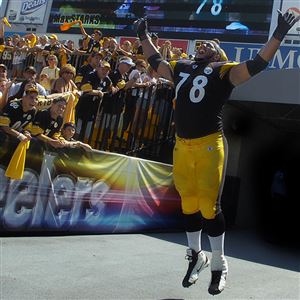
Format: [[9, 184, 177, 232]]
[[221, 42, 300, 70]]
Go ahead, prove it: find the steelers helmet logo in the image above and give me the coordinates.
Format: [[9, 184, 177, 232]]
[[54, 122, 58, 128], [27, 115, 31, 120], [204, 67, 213, 75]]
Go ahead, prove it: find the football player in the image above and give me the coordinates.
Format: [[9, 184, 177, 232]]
[[134, 9, 299, 295]]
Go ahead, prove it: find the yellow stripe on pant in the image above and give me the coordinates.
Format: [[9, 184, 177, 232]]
[[173, 131, 226, 219]]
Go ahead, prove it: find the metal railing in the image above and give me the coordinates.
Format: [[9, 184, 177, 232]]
[[76, 84, 175, 162]]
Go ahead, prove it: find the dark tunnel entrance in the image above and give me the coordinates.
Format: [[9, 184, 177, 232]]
[[254, 133, 300, 246], [224, 101, 300, 247]]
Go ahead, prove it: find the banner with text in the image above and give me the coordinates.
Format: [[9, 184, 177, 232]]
[[5, 0, 49, 25], [0, 140, 182, 233], [221, 42, 300, 70], [190, 41, 300, 70]]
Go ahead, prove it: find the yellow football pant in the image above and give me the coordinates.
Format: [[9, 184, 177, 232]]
[[173, 132, 227, 219]]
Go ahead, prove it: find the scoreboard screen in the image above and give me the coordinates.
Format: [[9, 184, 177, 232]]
[[48, 0, 274, 43]]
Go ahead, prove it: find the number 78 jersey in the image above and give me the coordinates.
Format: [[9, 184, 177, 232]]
[[171, 60, 238, 139]]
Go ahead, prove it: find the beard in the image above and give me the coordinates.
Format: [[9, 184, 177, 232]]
[[194, 57, 211, 64], [194, 51, 216, 64]]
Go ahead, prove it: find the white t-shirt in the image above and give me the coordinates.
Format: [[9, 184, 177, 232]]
[[12, 46, 27, 65], [35, 43, 49, 63], [129, 69, 142, 96]]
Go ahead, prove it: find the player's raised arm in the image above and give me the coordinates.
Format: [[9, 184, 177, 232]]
[[134, 18, 174, 82], [229, 9, 300, 87]]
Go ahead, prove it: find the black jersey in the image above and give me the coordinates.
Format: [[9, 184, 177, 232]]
[[77, 71, 112, 120], [44, 44, 61, 56], [87, 39, 101, 54], [101, 69, 127, 114], [75, 63, 94, 87], [173, 60, 236, 138], [81, 71, 112, 93], [0, 99, 36, 132], [32, 108, 63, 138], [0, 48, 13, 62]]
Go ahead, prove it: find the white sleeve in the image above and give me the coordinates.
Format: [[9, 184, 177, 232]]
[[8, 83, 20, 97], [37, 83, 48, 96], [128, 69, 140, 80]]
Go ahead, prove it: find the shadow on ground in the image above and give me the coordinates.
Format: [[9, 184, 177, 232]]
[[144, 228, 300, 273]]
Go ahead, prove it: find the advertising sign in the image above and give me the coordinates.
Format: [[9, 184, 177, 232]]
[[270, 0, 300, 40], [221, 42, 300, 69], [0, 140, 182, 233], [192, 41, 300, 69], [5, 0, 48, 25]]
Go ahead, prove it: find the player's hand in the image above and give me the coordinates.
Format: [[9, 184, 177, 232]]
[[79, 142, 92, 151], [17, 132, 30, 142], [133, 17, 148, 41], [273, 9, 300, 41], [97, 90, 103, 98], [23, 131, 32, 140], [49, 139, 65, 148], [72, 90, 81, 98]]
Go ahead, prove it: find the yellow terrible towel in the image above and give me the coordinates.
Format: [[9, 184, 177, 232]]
[[5, 140, 30, 180], [63, 92, 79, 124], [60, 20, 81, 31], [2, 17, 11, 28]]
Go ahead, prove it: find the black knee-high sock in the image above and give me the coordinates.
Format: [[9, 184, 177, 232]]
[[203, 212, 225, 237]]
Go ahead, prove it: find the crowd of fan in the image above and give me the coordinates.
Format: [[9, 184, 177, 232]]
[[0, 18, 188, 154]]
